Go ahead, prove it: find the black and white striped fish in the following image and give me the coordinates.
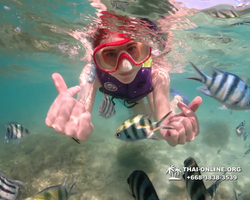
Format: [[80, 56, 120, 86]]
[[114, 111, 173, 142], [127, 170, 159, 200], [4, 122, 30, 143], [183, 157, 226, 200], [187, 63, 250, 111], [98, 93, 116, 119], [24, 177, 77, 200], [0, 173, 25, 200]]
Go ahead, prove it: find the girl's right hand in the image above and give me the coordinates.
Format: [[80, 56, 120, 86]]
[[45, 73, 94, 141]]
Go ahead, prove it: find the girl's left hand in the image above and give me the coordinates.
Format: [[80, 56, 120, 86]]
[[160, 96, 202, 146]]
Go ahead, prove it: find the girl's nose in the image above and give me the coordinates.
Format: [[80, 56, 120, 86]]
[[118, 59, 133, 72]]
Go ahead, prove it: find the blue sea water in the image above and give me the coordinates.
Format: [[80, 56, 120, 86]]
[[1, 0, 250, 199]]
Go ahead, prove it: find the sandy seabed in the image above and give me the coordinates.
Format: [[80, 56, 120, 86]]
[[0, 110, 250, 200]]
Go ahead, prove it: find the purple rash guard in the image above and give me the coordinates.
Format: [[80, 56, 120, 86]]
[[96, 67, 153, 104]]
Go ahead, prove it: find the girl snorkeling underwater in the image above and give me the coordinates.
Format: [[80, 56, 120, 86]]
[[45, 12, 202, 146]]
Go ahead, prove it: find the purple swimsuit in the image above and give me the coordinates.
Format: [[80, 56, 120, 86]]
[[96, 67, 153, 105]]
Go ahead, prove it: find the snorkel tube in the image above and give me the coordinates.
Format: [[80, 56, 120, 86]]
[[77, 35, 96, 104]]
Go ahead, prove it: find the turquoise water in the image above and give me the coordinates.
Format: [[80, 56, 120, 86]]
[[1, 0, 250, 199]]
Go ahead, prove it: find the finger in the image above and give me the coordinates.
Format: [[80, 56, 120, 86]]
[[77, 112, 93, 140], [181, 118, 194, 142], [64, 102, 86, 137], [175, 96, 202, 117], [52, 73, 68, 94], [176, 98, 201, 135], [177, 126, 186, 145], [163, 122, 180, 146], [46, 86, 81, 128], [65, 85, 81, 97], [45, 96, 64, 126], [188, 96, 202, 112], [53, 97, 76, 133]]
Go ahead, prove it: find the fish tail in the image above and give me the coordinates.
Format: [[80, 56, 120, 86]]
[[68, 176, 78, 196], [186, 62, 207, 83]]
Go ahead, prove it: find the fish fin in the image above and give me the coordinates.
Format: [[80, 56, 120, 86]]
[[207, 170, 227, 197], [217, 105, 228, 110], [186, 62, 208, 83], [11, 180, 25, 187], [159, 126, 174, 130], [71, 137, 80, 144], [211, 66, 224, 75], [197, 86, 212, 97], [147, 132, 159, 140], [68, 176, 79, 196], [233, 188, 242, 200], [155, 110, 173, 127], [186, 77, 204, 82]]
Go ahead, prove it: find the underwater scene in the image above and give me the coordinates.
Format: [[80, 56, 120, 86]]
[[1, 0, 250, 199]]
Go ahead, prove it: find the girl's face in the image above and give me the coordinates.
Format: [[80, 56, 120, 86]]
[[94, 33, 151, 84]]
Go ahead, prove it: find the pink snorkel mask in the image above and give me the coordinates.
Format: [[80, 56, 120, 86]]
[[93, 31, 152, 73]]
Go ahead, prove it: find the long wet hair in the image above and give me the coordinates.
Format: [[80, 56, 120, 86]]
[[90, 11, 165, 49]]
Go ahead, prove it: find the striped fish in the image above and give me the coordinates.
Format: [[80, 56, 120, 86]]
[[127, 170, 159, 200], [183, 157, 225, 200], [24, 177, 77, 200], [187, 63, 250, 111], [0, 173, 25, 200], [4, 122, 30, 143], [244, 148, 250, 155], [235, 121, 245, 137], [243, 132, 249, 141], [204, 9, 240, 18], [114, 111, 173, 142], [98, 93, 116, 119]]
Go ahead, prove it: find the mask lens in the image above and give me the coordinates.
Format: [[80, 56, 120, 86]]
[[94, 41, 151, 73]]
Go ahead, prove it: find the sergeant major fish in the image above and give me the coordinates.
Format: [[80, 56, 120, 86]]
[[0, 172, 25, 200], [5, 122, 30, 143], [235, 121, 245, 137], [187, 63, 250, 111], [127, 170, 159, 200], [24, 177, 77, 200], [114, 111, 173, 142], [183, 157, 226, 200], [98, 93, 116, 119]]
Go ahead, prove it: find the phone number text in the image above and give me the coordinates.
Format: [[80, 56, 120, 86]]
[[187, 175, 238, 181]]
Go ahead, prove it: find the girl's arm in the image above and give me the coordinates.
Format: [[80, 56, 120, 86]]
[[78, 64, 101, 113], [150, 67, 183, 120]]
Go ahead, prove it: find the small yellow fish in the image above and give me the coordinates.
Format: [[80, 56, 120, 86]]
[[114, 110, 173, 142], [24, 178, 77, 200]]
